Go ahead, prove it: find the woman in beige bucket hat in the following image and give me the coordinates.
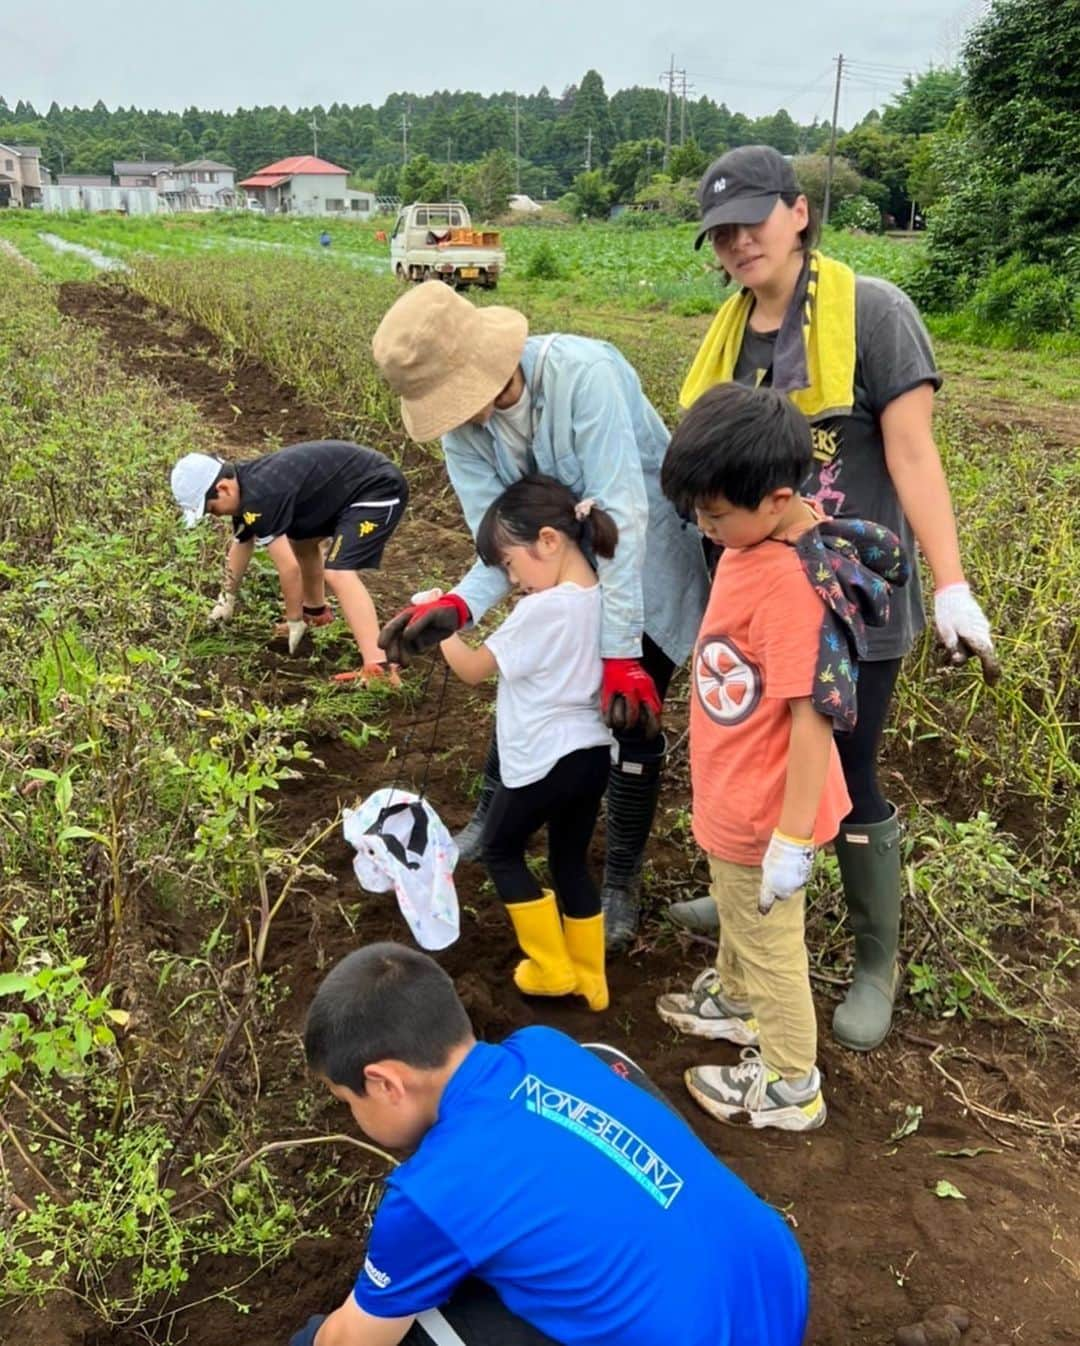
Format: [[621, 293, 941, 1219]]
[[373, 280, 710, 955]]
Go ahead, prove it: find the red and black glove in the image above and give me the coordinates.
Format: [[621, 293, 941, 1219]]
[[378, 593, 470, 666], [601, 658, 662, 737]]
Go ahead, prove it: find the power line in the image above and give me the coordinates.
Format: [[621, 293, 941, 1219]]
[[843, 58, 918, 74], [514, 95, 521, 193], [822, 52, 844, 226], [661, 54, 676, 170], [679, 70, 696, 145]]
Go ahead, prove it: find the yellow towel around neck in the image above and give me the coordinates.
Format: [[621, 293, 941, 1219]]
[[679, 251, 857, 422]]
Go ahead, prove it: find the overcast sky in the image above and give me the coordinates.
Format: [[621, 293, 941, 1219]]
[[5, 0, 985, 123]]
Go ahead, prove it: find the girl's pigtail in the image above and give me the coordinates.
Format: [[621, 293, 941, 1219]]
[[584, 505, 619, 559]]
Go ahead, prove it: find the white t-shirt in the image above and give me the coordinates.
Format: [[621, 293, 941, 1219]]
[[489, 383, 533, 473], [484, 583, 612, 788]]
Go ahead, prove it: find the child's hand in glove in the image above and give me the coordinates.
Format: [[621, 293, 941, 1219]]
[[759, 831, 815, 915], [209, 591, 235, 621], [286, 619, 307, 655]]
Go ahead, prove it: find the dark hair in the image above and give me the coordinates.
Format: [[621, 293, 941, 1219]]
[[208, 461, 236, 502], [476, 472, 618, 566], [661, 383, 812, 514], [304, 943, 473, 1094], [780, 191, 820, 251]]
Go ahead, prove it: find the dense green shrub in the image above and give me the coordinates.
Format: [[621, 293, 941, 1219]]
[[523, 239, 566, 280], [831, 195, 883, 233], [921, 0, 1080, 303], [968, 256, 1075, 341]]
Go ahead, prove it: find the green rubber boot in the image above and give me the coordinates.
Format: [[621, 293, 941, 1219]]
[[832, 806, 902, 1052]]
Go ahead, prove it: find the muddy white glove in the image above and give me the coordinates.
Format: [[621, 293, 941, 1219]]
[[286, 619, 307, 655], [209, 591, 235, 622], [759, 831, 815, 916], [934, 583, 999, 683]]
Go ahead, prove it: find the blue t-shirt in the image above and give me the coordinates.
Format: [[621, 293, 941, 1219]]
[[354, 1027, 807, 1346]]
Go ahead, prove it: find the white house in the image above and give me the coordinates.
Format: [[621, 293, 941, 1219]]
[[113, 160, 175, 187], [157, 159, 238, 210], [239, 155, 374, 217], [0, 143, 46, 207]]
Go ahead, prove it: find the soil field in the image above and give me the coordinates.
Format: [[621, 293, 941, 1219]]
[[19, 282, 1080, 1346]]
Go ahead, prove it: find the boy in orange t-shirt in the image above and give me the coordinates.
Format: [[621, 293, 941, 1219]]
[[656, 383, 852, 1133]]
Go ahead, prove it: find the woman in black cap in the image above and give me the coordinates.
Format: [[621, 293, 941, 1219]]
[[666, 145, 997, 1055]]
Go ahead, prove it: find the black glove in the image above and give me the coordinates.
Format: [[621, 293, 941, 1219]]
[[378, 593, 470, 666], [289, 1314, 326, 1346]]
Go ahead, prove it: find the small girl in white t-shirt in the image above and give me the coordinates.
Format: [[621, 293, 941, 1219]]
[[440, 473, 617, 1012]]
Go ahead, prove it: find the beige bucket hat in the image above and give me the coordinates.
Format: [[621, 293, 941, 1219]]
[[372, 281, 529, 442]]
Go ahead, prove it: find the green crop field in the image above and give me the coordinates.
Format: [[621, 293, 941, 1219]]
[[0, 213, 1077, 1344]]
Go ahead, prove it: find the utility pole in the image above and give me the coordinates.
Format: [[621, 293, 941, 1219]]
[[446, 138, 452, 202], [679, 70, 688, 146], [662, 54, 675, 170], [400, 110, 411, 165], [309, 114, 320, 158], [822, 52, 844, 227], [514, 95, 521, 194], [584, 127, 593, 172]]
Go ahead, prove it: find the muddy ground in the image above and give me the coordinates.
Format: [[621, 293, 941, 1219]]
[[19, 282, 1080, 1346]]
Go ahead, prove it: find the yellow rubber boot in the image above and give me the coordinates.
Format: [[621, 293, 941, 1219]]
[[506, 892, 578, 998], [563, 913, 609, 1012]]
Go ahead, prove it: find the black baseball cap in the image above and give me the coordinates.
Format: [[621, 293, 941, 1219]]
[[693, 145, 801, 249]]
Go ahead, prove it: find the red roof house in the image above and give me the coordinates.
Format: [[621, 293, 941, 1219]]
[[238, 155, 372, 216]]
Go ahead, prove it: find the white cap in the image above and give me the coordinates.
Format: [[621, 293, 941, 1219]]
[[171, 453, 223, 527]]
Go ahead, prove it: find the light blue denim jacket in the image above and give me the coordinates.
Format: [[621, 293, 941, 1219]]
[[444, 333, 709, 664]]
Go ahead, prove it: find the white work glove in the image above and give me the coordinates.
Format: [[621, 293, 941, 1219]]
[[933, 583, 1000, 684], [286, 619, 307, 655], [209, 591, 235, 622], [759, 831, 815, 916]]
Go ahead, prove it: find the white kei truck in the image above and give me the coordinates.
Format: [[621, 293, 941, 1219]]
[[389, 202, 505, 290]]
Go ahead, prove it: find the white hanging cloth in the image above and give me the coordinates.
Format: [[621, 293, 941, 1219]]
[[343, 788, 460, 951]]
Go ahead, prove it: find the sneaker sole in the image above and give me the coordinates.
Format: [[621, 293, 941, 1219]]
[[684, 1071, 827, 1132], [656, 1002, 760, 1045]]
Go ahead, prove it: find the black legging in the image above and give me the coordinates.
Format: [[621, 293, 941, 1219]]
[[483, 745, 611, 915], [835, 656, 901, 824]]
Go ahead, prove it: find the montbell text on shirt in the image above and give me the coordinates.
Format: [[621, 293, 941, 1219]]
[[353, 1026, 808, 1346], [440, 335, 709, 665]]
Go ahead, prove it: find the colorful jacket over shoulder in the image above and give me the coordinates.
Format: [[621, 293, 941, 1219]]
[[793, 516, 909, 732]]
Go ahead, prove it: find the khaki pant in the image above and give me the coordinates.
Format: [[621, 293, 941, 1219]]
[[708, 854, 817, 1079]]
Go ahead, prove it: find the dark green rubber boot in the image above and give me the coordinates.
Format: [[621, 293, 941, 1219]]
[[832, 806, 902, 1052], [602, 734, 666, 955], [454, 732, 500, 863]]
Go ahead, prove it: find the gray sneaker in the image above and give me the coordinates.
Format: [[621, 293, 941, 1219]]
[[656, 969, 760, 1045], [685, 1049, 827, 1132]]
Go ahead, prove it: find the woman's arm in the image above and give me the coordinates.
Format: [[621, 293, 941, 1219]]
[[882, 384, 997, 675], [880, 383, 964, 589]]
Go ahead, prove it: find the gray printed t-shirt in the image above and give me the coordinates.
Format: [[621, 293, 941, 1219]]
[[733, 276, 941, 660]]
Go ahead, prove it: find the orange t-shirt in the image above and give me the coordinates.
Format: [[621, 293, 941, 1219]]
[[690, 539, 851, 865]]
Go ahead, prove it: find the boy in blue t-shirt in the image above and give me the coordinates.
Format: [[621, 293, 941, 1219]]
[[291, 942, 808, 1346]]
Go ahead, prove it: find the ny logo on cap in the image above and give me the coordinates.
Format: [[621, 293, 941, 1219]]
[[712, 177, 727, 194]]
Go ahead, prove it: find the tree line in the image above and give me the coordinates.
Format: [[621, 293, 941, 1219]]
[[0, 72, 837, 200]]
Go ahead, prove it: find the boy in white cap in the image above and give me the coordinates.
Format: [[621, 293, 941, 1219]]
[[171, 439, 407, 684]]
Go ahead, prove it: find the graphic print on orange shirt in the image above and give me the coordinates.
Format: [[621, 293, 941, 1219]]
[[694, 635, 761, 726]]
